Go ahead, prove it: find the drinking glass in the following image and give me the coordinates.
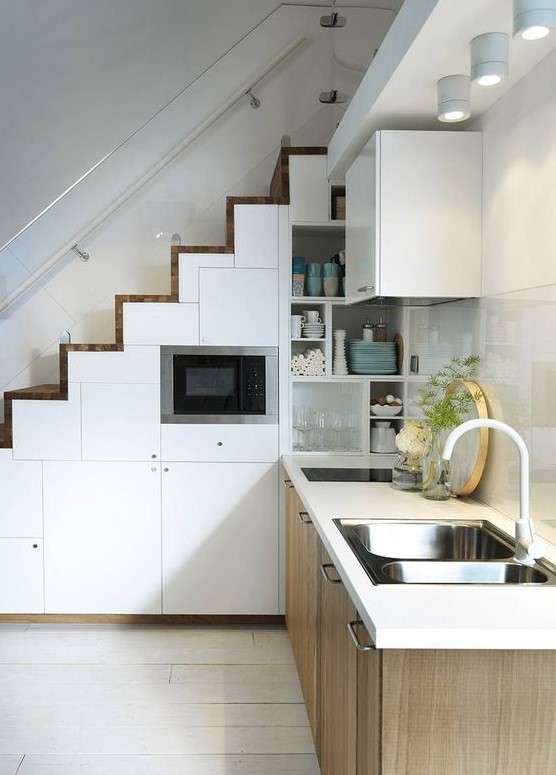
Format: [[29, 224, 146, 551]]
[[344, 411, 359, 452], [292, 406, 315, 451]]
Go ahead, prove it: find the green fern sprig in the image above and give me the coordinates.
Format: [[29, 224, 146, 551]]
[[418, 355, 480, 433]]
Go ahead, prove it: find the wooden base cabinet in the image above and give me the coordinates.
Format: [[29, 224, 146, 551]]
[[284, 478, 320, 748], [284, 478, 556, 775], [359, 648, 556, 775]]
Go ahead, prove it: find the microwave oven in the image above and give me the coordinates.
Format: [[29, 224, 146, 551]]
[[160, 346, 278, 424]]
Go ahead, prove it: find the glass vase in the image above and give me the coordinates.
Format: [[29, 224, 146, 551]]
[[391, 453, 423, 491], [422, 431, 451, 501]]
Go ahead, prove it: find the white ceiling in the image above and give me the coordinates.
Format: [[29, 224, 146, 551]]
[[329, 0, 556, 175]]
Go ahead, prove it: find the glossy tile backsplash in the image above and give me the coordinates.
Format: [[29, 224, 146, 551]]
[[408, 289, 556, 544]]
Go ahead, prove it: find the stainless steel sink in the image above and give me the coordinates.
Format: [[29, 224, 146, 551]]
[[382, 560, 549, 584], [333, 518, 556, 585], [346, 521, 514, 560]]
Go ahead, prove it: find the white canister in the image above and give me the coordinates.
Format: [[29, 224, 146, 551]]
[[370, 421, 397, 453]]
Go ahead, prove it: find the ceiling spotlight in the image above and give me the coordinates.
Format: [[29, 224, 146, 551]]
[[514, 0, 556, 39], [437, 75, 471, 123], [320, 11, 346, 27], [471, 32, 509, 86], [319, 89, 349, 104]]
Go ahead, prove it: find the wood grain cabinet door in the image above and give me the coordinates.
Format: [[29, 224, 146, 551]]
[[284, 482, 320, 749], [319, 544, 357, 775]]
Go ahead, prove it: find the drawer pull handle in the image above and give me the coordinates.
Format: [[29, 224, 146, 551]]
[[284, 479, 294, 489], [217, 442, 223, 446], [321, 563, 342, 584], [348, 620, 376, 651], [357, 285, 375, 292], [151, 454, 157, 459], [298, 511, 312, 525]]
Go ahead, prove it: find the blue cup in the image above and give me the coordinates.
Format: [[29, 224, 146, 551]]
[[305, 276, 323, 296], [306, 262, 322, 277], [322, 262, 340, 277]]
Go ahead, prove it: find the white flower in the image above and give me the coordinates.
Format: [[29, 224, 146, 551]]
[[395, 420, 429, 458]]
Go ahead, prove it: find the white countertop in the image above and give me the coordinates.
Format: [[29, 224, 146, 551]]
[[282, 455, 556, 649]]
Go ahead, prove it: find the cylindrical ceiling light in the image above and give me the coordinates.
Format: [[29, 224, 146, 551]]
[[471, 32, 509, 86], [514, 0, 556, 39], [437, 75, 471, 122]]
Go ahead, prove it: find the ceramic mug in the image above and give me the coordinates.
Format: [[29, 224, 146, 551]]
[[291, 315, 305, 338], [303, 310, 321, 324], [305, 277, 323, 296], [323, 276, 339, 297]]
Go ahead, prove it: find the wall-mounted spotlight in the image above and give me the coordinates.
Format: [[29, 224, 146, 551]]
[[437, 75, 471, 122], [471, 32, 509, 86], [514, 0, 556, 39]]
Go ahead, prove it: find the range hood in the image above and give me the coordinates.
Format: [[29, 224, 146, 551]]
[[360, 296, 470, 307]]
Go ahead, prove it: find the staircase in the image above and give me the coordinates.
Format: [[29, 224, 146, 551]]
[[0, 146, 326, 450]]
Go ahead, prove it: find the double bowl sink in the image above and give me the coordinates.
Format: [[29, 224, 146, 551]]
[[334, 519, 556, 585]]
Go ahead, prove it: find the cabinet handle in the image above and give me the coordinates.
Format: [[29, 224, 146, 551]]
[[283, 478, 294, 489], [217, 441, 223, 446], [163, 467, 169, 473], [298, 511, 312, 525], [32, 543, 38, 549], [321, 563, 342, 584], [151, 467, 157, 472], [151, 454, 157, 459], [348, 620, 376, 651], [357, 285, 375, 292]]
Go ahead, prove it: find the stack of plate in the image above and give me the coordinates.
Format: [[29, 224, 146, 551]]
[[302, 323, 325, 339], [348, 340, 397, 374]]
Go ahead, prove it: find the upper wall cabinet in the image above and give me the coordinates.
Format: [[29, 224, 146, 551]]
[[288, 155, 329, 222], [345, 131, 482, 303]]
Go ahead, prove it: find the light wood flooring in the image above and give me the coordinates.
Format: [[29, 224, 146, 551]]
[[0, 623, 320, 774]]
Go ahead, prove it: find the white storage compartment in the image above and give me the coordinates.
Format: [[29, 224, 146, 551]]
[[0, 538, 44, 613], [12, 384, 82, 461], [288, 155, 329, 222], [0, 451, 43, 536], [123, 303, 199, 345], [68, 346, 160, 384], [234, 205, 279, 268], [81, 383, 161, 461], [161, 423, 279, 462], [162, 462, 279, 614], [43, 461, 161, 614]]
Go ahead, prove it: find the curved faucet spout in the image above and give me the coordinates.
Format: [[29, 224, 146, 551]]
[[442, 419, 541, 566]]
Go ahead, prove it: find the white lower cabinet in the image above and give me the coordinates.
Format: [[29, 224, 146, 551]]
[[0, 538, 44, 613], [162, 462, 279, 614], [43, 462, 162, 614]]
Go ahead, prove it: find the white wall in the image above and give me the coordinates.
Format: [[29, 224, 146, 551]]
[[0, 4, 399, 406], [406, 50, 556, 543]]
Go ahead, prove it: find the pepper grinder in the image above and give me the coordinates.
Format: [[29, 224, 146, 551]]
[[375, 317, 387, 342]]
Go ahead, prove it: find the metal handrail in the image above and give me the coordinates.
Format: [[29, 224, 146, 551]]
[[0, 32, 306, 314]]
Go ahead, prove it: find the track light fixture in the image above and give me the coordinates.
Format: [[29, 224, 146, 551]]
[[471, 32, 509, 86], [514, 0, 556, 39], [437, 75, 471, 123]]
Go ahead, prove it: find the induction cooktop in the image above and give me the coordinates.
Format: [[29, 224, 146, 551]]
[[301, 467, 393, 483]]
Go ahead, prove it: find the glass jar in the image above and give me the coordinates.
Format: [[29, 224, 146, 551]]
[[421, 431, 451, 500], [391, 453, 423, 491]]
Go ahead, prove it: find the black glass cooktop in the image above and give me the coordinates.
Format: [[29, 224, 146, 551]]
[[301, 467, 392, 483]]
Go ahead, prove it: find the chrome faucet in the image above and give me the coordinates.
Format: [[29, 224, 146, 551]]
[[442, 419, 542, 567]]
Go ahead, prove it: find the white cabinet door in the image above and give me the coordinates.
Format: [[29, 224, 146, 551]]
[[123, 303, 199, 345], [81, 383, 161, 461], [288, 155, 329, 222], [12, 384, 82, 461], [345, 130, 482, 303], [161, 424, 279, 462], [0, 451, 42, 536], [234, 205, 279, 268], [199, 268, 278, 346], [162, 462, 279, 614], [0, 538, 44, 613], [43, 462, 161, 614], [345, 133, 378, 303]]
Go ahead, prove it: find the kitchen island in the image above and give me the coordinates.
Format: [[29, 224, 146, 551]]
[[282, 455, 556, 775]]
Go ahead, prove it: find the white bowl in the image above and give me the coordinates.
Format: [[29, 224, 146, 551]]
[[370, 404, 403, 416]]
